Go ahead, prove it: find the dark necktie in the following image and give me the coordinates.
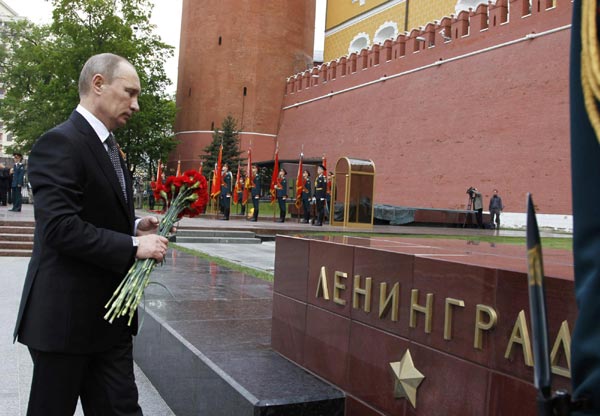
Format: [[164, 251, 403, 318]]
[[106, 134, 127, 201]]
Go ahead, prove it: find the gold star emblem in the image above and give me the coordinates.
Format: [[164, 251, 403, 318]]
[[390, 349, 425, 408]]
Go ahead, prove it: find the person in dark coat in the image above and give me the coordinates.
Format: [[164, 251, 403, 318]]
[[249, 165, 261, 221], [275, 168, 287, 222], [488, 189, 504, 229], [13, 53, 169, 416], [313, 164, 327, 226], [9, 152, 25, 212], [301, 169, 312, 223], [0, 162, 10, 206]]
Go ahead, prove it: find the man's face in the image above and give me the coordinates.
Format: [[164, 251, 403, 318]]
[[13, 155, 21, 163], [279, 169, 285, 177], [318, 167, 323, 175], [97, 62, 141, 131], [252, 166, 257, 174]]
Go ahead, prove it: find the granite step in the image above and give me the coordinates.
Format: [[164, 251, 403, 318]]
[[174, 236, 261, 244], [0, 234, 34, 242], [173, 229, 261, 244], [0, 249, 32, 257], [0, 220, 35, 227], [0, 226, 35, 234], [0, 241, 34, 250], [176, 230, 256, 238]]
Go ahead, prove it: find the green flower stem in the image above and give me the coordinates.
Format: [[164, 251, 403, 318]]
[[104, 182, 203, 325]]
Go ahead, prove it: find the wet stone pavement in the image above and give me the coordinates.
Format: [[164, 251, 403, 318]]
[[134, 249, 343, 416]]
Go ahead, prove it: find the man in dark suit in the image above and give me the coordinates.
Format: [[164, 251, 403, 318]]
[[14, 53, 169, 415], [9, 152, 25, 212]]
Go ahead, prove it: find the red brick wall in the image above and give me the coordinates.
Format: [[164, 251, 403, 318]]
[[278, 0, 572, 214]]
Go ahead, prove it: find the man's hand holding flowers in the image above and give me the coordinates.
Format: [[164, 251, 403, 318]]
[[135, 216, 171, 261], [105, 170, 209, 325]]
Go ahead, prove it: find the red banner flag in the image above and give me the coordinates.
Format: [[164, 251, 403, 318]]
[[233, 162, 241, 204], [295, 153, 303, 209], [211, 145, 223, 199], [270, 146, 279, 203], [242, 148, 252, 205]]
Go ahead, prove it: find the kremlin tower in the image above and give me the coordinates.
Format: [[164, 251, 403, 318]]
[[172, 0, 316, 171]]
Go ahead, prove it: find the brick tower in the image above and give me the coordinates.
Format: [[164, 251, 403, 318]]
[[172, 0, 316, 171]]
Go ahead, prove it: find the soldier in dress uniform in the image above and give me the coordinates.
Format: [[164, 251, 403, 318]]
[[237, 171, 246, 216], [325, 170, 334, 223], [249, 165, 261, 221], [221, 163, 233, 220], [570, 1, 600, 413], [300, 170, 312, 223], [275, 168, 287, 222], [313, 164, 326, 226]]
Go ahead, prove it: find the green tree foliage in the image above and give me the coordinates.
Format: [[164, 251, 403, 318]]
[[0, 0, 177, 177], [201, 115, 245, 178]]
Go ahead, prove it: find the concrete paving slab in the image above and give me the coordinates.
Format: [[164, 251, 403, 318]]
[[174, 241, 276, 274], [0, 257, 175, 416]]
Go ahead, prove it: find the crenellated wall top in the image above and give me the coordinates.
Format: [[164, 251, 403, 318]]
[[285, 0, 569, 95]]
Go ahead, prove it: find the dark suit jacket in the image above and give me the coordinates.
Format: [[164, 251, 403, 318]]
[[14, 111, 137, 354]]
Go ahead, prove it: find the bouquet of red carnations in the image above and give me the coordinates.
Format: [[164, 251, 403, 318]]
[[104, 169, 209, 325]]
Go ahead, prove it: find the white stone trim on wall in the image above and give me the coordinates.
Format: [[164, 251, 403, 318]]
[[374, 20, 399, 44], [499, 212, 573, 232], [348, 32, 371, 55]]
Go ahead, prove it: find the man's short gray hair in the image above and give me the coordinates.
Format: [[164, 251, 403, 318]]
[[78, 53, 132, 97]]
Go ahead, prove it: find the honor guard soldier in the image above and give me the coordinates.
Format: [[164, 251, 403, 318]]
[[275, 168, 287, 222], [221, 163, 233, 220], [301, 170, 312, 223], [570, 0, 600, 413], [237, 171, 246, 216], [249, 165, 261, 221], [326, 170, 333, 223], [313, 164, 326, 226]]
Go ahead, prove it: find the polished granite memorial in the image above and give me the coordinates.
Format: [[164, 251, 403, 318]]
[[133, 251, 344, 416], [272, 235, 576, 416]]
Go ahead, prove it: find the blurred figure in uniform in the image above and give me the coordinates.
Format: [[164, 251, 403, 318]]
[[275, 168, 287, 223], [313, 164, 326, 226], [249, 165, 261, 221], [570, 0, 600, 412], [300, 169, 311, 223]]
